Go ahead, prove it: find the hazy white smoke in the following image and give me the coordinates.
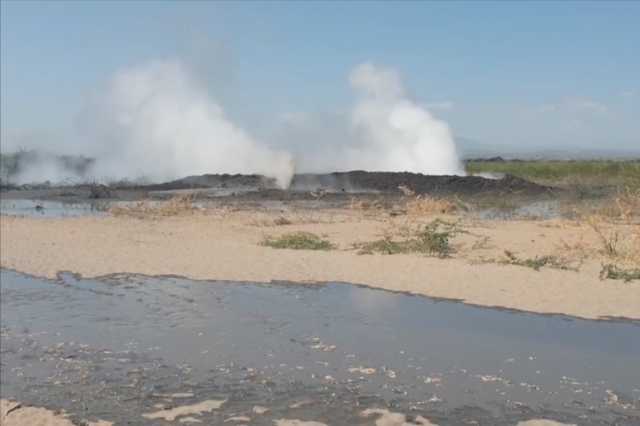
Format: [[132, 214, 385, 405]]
[[271, 63, 463, 175], [345, 63, 463, 175], [81, 60, 294, 187], [3, 60, 462, 186]]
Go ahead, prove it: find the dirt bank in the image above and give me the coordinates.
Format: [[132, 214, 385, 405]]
[[2, 209, 638, 320]]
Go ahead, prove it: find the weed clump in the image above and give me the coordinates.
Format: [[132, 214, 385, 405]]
[[587, 216, 639, 265], [273, 216, 293, 226], [600, 264, 640, 282], [398, 184, 458, 216], [356, 219, 461, 257], [356, 237, 406, 255], [109, 194, 198, 218], [262, 232, 335, 250], [502, 250, 576, 271]]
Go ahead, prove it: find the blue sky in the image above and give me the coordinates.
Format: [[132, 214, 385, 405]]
[[2, 0, 639, 156]]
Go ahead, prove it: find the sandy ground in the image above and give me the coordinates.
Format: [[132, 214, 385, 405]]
[[0, 399, 577, 426], [0, 399, 111, 426], [1, 209, 639, 320]]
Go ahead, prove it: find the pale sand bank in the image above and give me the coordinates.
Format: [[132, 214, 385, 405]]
[[142, 399, 226, 421], [0, 399, 111, 426], [1, 212, 639, 320]]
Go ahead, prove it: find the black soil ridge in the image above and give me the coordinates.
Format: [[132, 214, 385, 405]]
[[0, 171, 553, 197], [161, 171, 552, 196]]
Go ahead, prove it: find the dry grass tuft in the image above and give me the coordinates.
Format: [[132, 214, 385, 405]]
[[406, 196, 458, 216], [109, 194, 199, 219], [587, 216, 640, 266], [612, 186, 640, 222], [571, 186, 640, 223], [398, 185, 458, 216], [565, 186, 640, 268], [349, 197, 384, 211]]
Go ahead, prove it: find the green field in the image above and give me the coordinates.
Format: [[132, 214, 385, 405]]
[[465, 160, 640, 187]]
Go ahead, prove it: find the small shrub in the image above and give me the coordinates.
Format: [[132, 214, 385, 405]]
[[502, 250, 575, 271], [600, 264, 640, 282], [613, 186, 640, 221], [355, 219, 461, 257], [412, 219, 455, 256], [588, 218, 620, 257], [262, 232, 335, 250], [273, 216, 292, 226]]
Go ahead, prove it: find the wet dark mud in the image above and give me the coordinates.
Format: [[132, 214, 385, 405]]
[[0, 199, 109, 218], [1, 269, 638, 425], [1, 170, 552, 201], [0, 171, 561, 221]]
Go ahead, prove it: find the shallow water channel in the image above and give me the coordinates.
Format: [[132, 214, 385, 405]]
[[0, 199, 107, 218], [1, 269, 638, 425]]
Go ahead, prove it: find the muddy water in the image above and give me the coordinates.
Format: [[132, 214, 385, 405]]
[[0, 199, 108, 218], [1, 269, 638, 425]]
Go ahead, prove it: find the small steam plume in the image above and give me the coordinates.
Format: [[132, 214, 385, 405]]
[[345, 63, 463, 175], [79, 60, 294, 187]]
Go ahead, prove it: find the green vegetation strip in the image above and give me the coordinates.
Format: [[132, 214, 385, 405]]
[[262, 232, 335, 250], [465, 160, 640, 186], [600, 264, 640, 282], [502, 250, 576, 271]]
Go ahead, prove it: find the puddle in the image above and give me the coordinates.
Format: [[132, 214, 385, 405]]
[[1, 269, 639, 425], [0, 199, 108, 218]]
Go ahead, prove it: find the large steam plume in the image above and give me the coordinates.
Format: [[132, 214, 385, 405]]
[[346, 63, 463, 175], [79, 60, 294, 187], [3, 61, 463, 186], [272, 63, 463, 176]]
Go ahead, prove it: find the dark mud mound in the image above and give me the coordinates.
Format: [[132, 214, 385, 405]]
[[154, 173, 273, 190], [163, 171, 552, 196], [292, 171, 551, 195], [1, 171, 552, 202]]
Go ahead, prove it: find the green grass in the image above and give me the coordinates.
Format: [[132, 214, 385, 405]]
[[355, 219, 461, 257], [502, 250, 575, 271], [465, 160, 640, 187], [600, 264, 640, 282], [262, 231, 335, 250]]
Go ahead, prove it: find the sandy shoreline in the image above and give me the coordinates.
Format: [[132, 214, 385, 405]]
[[0, 399, 112, 426], [0, 399, 576, 426], [1, 211, 639, 320]]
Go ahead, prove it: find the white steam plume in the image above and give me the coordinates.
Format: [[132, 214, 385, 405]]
[[271, 63, 464, 176], [4, 61, 462, 186], [80, 60, 294, 187], [345, 63, 464, 175]]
